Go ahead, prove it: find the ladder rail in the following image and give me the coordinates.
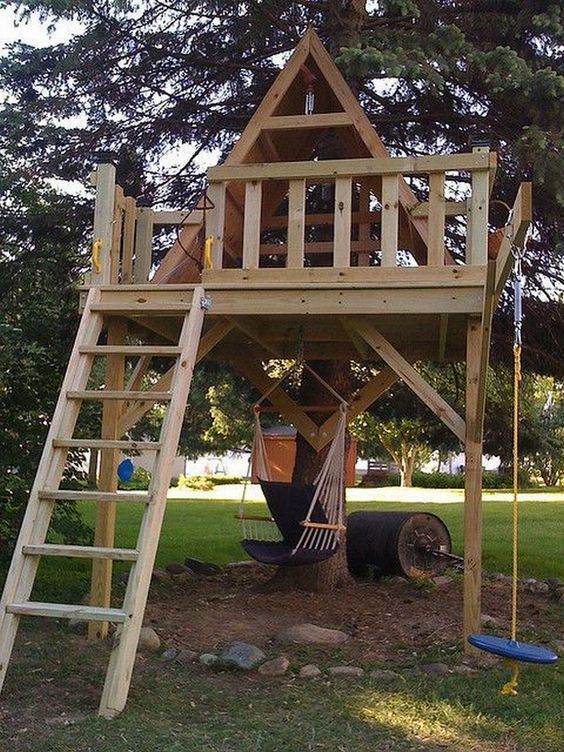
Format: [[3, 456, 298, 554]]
[[98, 286, 207, 718], [0, 288, 104, 690]]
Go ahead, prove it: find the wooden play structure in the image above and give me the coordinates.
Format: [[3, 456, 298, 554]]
[[0, 30, 532, 716]]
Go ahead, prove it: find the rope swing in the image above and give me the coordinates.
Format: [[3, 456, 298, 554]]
[[237, 360, 347, 567], [467, 229, 558, 691]]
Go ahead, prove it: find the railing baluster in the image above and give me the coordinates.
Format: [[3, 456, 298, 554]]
[[133, 203, 154, 283], [243, 181, 262, 269], [91, 159, 116, 286], [381, 174, 399, 266], [287, 179, 305, 268], [206, 181, 226, 270], [428, 172, 446, 266], [110, 186, 124, 284], [467, 145, 490, 265], [121, 197, 136, 285], [334, 177, 352, 267]]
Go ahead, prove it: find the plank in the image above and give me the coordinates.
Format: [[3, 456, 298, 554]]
[[67, 391, 172, 401], [207, 152, 493, 182], [133, 207, 154, 283], [287, 179, 305, 268], [410, 200, 467, 218], [350, 320, 466, 442], [110, 186, 124, 284], [494, 182, 532, 300], [53, 439, 161, 451], [381, 175, 399, 266], [266, 210, 381, 229], [263, 113, 353, 130], [121, 197, 137, 285], [39, 490, 151, 503], [467, 147, 490, 265], [333, 177, 352, 267], [427, 172, 446, 266], [260, 239, 381, 256], [242, 181, 262, 269], [79, 346, 181, 356], [22, 545, 139, 561], [152, 210, 204, 225], [6, 602, 128, 622]]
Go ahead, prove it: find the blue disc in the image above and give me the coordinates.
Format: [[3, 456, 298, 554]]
[[117, 459, 134, 483], [467, 634, 559, 664]]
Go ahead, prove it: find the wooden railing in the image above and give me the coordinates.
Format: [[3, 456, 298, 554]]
[[205, 147, 496, 271]]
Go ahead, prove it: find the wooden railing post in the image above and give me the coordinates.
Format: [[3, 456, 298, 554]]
[[133, 198, 154, 283], [334, 177, 352, 267], [467, 143, 490, 266], [110, 186, 125, 284], [121, 196, 137, 284], [242, 181, 262, 269], [428, 172, 446, 266], [206, 181, 226, 269], [381, 174, 399, 266], [91, 155, 117, 286], [287, 178, 305, 268]]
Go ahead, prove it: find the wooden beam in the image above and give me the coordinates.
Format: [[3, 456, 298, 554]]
[[152, 210, 204, 225], [121, 197, 136, 285], [242, 181, 262, 269], [91, 163, 116, 286], [467, 146, 490, 266], [410, 200, 468, 218], [350, 320, 466, 442], [427, 172, 446, 266], [494, 182, 532, 301], [333, 177, 352, 267], [207, 152, 493, 183], [381, 175, 399, 266], [265, 209, 381, 229], [133, 207, 154, 283], [88, 317, 127, 641], [262, 113, 353, 130], [287, 179, 305, 268]]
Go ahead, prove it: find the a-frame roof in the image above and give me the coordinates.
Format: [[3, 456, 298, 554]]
[[154, 29, 429, 283]]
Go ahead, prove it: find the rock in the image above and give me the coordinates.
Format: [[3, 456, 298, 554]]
[[275, 623, 350, 646], [417, 662, 449, 675], [175, 649, 199, 665], [553, 640, 564, 655], [137, 627, 161, 652], [161, 647, 179, 661], [220, 642, 266, 670], [529, 581, 550, 594], [370, 669, 401, 681], [432, 575, 453, 587], [152, 568, 171, 582], [299, 664, 322, 679], [387, 576, 406, 585], [118, 571, 130, 587], [258, 656, 290, 676], [166, 562, 191, 575], [480, 613, 501, 628], [199, 653, 218, 667], [546, 578, 562, 590], [184, 557, 222, 575], [327, 666, 365, 678], [226, 560, 261, 568]]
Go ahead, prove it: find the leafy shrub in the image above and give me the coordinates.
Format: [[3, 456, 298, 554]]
[[370, 470, 533, 489], [119, 467, 151, 491]]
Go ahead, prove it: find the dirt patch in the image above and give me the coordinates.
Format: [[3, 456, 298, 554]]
[[144, 566, 560, 661]]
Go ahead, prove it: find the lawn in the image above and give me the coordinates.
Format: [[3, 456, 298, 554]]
[[22, 485, 564, 604], [1, 486, 562, 752]]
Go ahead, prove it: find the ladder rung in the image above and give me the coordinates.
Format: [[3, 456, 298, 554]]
[[6, 602, 129, 622], [39, 490, 151, 503], [67, 390, 172, 401], [53, 439, 161, 451], [91, 303, 190, 314], [22, 544, 139, 561], [79, 346, 181, 356]]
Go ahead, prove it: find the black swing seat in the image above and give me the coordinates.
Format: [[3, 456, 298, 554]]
[[241, 480, 338, 567]]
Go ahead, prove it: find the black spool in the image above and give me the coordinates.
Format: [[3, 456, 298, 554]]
[[347, 511, 452, 578]]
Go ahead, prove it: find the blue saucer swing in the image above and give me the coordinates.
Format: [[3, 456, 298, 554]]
[[467, 241, 558, 695]]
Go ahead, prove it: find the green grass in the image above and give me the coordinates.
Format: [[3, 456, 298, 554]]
[[17, 488, 563, 603]]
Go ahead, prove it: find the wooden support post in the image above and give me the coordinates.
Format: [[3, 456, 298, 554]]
[[110, 187, 124, 284], [287, 179, 305, 268], [358, 181, 371, 265], [463, 315, 486, 652], [88, 318, 127, 640], [206, 182, 226, 269], [133, 205, 154, 283], [121, 197, 137, 285], [334, 177, 352, 267], [242, 181, 262, 269], [381, 174, 399, 266], [91, 161, 116, 286], [467, 146, 490, 266], [427, 172, 446, 266]]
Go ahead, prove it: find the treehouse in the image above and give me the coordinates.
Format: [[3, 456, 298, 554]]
[[0, 30, 531, 718]]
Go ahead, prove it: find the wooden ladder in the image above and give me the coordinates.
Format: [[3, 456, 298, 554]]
[[0, 285, 207, 718]]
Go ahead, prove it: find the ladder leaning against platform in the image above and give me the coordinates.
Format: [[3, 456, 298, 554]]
[[0, 285, 208, 718]]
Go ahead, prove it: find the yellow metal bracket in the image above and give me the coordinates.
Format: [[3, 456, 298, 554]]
[[92, 239, 103, 273], [204, 235, 215, 269]]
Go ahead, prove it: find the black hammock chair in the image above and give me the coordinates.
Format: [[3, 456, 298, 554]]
[[237, 361, 347, 567]]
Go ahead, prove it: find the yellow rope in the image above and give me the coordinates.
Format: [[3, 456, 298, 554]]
[[501, 343, 522, 696]]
